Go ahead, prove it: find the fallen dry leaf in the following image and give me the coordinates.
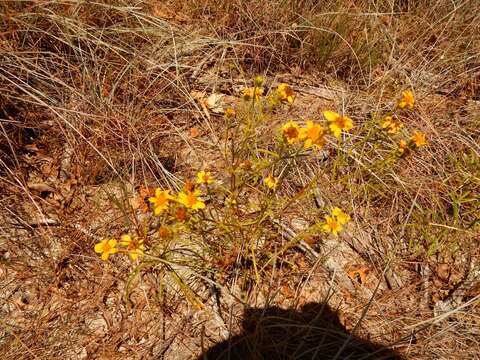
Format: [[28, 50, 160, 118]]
[[23, 144, 40, 153], [280, 284, 295, 299], [436, 263, 450, 282], [131, 186, 155, 213], [28, 182, 55, 193], [347, 266, 369, 285], [189, 127, 201, 138], [190, 90, 207, 101], [190, 90, 226, 119], [152, 4, 188, 23], [205, 93, 225, 114]]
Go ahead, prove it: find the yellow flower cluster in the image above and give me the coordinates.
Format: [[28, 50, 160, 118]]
[[241, 81, 297, 108], [120, 234, 145, 260], [94, 234, 145, 261], [411, 131, 427, 147], [398, 139, 408, 155], [94, 239, 118, 261], [397, 131, 427, 155], [322, 207, 351, 236], [94, 170, 213, 261], [177, 189, 206, 210], [148, 172, 210, 213], [280, 112, 352, 148], [375, 91, 427, 156]]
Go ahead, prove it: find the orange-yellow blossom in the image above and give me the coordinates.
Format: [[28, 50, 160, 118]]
[[398, 90, 414, 109], [94, 239, 118, 261], [177, 189, 206, 210], [281, 120, 301, 144], [148, 188, 174, 215], [300, 120, 325, 149], [120, 234, 145, 261], [276, 83, 295, 104], [323, 111, 353, 139]]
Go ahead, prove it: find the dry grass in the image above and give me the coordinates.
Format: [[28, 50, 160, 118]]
[[1, 0, 479, 359]]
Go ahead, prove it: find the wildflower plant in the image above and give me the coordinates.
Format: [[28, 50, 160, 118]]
[[350, 89, 428, 168], [93, 80, 428, 309]]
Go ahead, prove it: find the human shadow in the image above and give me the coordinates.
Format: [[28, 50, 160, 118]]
[[198, 302, 401, 360]]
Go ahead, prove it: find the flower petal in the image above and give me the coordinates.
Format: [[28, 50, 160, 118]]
[[344, 117, 353, 131], [94, 242, 105, 253], [120, 234, 131, 245], [193, 201, 206, 210], [329, 124, 342, 139], [323, 110, 339, 122]]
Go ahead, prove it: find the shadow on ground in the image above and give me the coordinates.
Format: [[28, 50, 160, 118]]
[[198, 302, 401, 360]]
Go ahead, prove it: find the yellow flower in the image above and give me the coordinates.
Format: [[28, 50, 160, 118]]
[[120, 234, 145, 260], [323, 110, 354, 139], [148, 188, 174, 215], [300, 120, 325, 149], [196, 170, 214, 185], [264, 174, 278, 189], [177, 189, 206, 210], [411, 131, 427, 147], [281, 120, 300, 144], [276, 83, 295, 104], [398, 139, 408, 155], [242, 87, 263, 101], [332, 207, 350, 225], [398, 90, 414, 109], [381, 116, 403, 134], [225, 108, 236, 118], [322, 216, 342, 236], [94, 239, 118, 261]]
